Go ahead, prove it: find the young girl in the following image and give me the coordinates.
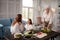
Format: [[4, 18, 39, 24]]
[[25, 18, 34, 31], [11, 14, 24, 35]]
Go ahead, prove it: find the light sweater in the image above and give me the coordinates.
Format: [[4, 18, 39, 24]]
[[11, 23, 24, 34], [41, 11, 53, 24], [25, 24, 34, 31]]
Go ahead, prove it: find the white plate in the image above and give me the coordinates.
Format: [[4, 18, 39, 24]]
[[33, 33, 47, 38]]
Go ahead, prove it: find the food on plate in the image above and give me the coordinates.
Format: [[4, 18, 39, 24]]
[[14, 33, 22, 38], [41, 28, 51, 33], [24, 30, 35, 38], [36, 32, 42, 35], [24, 31, 32, 36], [33, 32, 47, 38]]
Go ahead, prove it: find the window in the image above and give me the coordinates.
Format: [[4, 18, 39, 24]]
[[22, 0, 33, 22], [23, 0, 33, 7]]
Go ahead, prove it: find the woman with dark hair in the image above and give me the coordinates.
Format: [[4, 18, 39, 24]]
[[11, 14, 24, 35], [25, 18, 34, 31]]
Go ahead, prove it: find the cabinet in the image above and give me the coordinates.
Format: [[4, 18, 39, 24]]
[[57, 0, 60, 26]]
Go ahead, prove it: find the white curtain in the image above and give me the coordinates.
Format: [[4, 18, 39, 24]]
[[0, 0, 22, 18], [33, 0, 41, 23]]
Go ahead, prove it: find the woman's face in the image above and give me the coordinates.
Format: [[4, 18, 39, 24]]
[[15, 15, 18, 20], [46, 8, 50, 14], [15, 15, 22, 20], [27, 19, 30, 24]]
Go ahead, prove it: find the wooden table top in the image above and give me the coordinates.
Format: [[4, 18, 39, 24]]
[[4, 31, 60, 40]]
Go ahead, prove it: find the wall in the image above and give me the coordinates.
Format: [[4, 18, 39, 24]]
[[40, 0, 58, 14], [0, 0, 22, 18], [33, 0, 58, 25], [40, 0, 60, 32], [0, 0, 59, 30], [33, 0, 41, 23]]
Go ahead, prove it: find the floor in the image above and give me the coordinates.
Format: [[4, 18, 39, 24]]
[[55, 36, 60, 40]]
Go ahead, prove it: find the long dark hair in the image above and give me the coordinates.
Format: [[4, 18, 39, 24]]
[[16, 14, 22, 23], [11, 14, 22, 26], [28, 18, 32, 24]]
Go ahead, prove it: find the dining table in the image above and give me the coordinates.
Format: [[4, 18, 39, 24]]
[[4, 31, 60, 40]]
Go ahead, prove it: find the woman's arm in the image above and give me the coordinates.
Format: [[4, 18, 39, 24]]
[[47, 15, 53, 29], [11, 19, 16, 26]]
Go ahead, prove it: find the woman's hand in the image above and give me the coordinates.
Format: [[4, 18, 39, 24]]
[[47, 24, 52, 29]]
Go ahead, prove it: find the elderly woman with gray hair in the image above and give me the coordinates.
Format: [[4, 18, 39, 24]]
[[41, 6, 53, 30]]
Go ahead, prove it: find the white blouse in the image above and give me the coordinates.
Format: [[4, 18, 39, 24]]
[[25, 24, 34, 31], [11, 23, 24, 34], [41, 11, 53, 24]]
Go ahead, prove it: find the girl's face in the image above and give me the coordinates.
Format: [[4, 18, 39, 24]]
[[27, 19, 30, 24]]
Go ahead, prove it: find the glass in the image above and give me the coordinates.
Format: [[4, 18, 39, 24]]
[[22, 8, 28, 19]]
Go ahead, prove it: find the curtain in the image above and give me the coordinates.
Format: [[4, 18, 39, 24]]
[[0, 0, 22, 18], [33, 0, 41, 23]]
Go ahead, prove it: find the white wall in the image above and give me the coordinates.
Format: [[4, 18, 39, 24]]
[[33, 0, 41, 23], [0, 0, 59, 29], [40, 0, 60, 32], [40, 0, 58, 13], [0, 0, 22, 18], [33, 0, 58, 24]]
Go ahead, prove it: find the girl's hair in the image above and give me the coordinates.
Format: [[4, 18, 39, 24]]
[[11, 14, 22, 26], [28, 18, 32, 24]]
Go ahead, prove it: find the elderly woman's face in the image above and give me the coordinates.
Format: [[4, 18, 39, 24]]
[[46, 8, 50, 13]]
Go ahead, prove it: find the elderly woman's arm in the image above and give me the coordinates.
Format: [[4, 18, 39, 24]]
[[48, 15, 53, 29]]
